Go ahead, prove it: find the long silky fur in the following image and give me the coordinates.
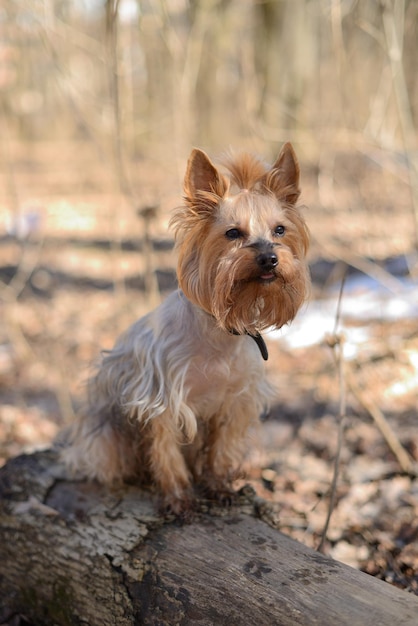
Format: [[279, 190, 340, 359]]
[[62, 291, 275, 488], [62, 143, 310, 515]]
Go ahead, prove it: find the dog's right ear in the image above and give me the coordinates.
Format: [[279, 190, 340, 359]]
[[267, 142, 300, 205], [184, 149, 228, 200]]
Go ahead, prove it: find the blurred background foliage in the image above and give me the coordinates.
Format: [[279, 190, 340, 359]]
[[0, 1, 418, 582], [1, 0, 418, 431], [1, 0, 418, 168]]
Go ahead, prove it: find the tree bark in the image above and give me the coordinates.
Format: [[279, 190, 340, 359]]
[[1, 450, 418, 626]]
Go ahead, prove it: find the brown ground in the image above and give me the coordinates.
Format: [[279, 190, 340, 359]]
[[0, 141, 417, 594]]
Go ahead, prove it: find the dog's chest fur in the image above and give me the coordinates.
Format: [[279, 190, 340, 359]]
[[185, 338, 263, 419], [153, 290, 270, 421]]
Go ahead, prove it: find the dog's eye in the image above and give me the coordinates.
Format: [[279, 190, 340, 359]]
[[274, 225, 286, 237], [225, 228, 242, 240]]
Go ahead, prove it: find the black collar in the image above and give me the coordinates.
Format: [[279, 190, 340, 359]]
[[231, 329, 268, 361]]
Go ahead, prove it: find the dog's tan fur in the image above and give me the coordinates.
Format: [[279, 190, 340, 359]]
[[62, 143, 310, 517]]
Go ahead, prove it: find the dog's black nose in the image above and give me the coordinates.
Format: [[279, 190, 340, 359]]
[[256, 251, 278, 271]]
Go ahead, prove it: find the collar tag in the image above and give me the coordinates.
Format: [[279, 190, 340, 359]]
[[249, 332, 269, 361]]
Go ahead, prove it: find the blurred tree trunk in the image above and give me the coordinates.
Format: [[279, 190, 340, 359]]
[[137, 2, 177, 149], [254, 0, 318, 133]]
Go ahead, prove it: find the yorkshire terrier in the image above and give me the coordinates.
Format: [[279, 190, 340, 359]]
[[62, 142, 310, 518]]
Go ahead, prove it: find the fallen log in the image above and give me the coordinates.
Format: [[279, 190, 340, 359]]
[[1, 450, 417, 626]]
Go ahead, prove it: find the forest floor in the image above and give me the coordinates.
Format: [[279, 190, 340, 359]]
[[0, 141, 417, 595]]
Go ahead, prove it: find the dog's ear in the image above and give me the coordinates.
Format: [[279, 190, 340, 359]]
[[184, 149, 228, 199], [267, 142, 300, 205]]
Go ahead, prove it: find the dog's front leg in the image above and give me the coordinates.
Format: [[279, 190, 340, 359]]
[[200, 406, 252, 504], [148, 412, 195, 519]]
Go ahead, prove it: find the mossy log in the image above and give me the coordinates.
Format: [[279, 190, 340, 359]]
[[1, 450, 418, 625]]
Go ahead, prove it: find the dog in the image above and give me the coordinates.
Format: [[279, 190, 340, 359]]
[[62, 143, 310, 518]]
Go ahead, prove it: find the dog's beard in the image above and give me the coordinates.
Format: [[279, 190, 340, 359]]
[[178, 238, 308, 335], [212, 252, 308, 335]]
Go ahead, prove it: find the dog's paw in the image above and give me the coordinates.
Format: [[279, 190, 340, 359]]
[[159, 493, 197, 523], [199, 482, 237, 507]]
